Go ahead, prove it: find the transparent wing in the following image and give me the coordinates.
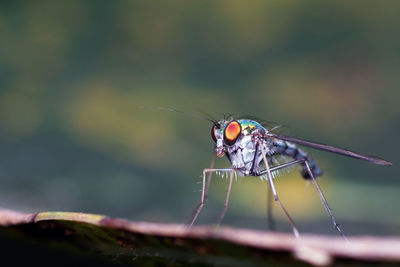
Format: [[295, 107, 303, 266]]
[[265, 133, 392, 166]]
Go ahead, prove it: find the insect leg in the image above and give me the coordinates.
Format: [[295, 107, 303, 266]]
[[216, 170, 234, 225], [184, 150, 215, 226], [258, 141, 300, 238], [304, 161, 348, 241], [259, 159, 306, 176], [265, 158, 305, 232], [250, 142, 276, 230], [266, 185, 276, 231], [212, 161, 299, 227], [266, 159, 306, 231], [204, 151, 216, 202], [186, 168, 233, 227]]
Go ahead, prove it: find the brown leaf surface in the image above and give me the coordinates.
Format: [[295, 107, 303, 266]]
[[1, 208, 400, 266]]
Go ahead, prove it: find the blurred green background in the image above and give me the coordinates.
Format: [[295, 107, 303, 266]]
[[0, 1, 398, 236]]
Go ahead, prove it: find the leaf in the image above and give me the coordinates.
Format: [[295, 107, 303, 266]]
[[1, 209, 400, 266]]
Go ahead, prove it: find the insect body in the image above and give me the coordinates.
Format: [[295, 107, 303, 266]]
[[212, 119, 322, 178], [188, 118, 392, 240]]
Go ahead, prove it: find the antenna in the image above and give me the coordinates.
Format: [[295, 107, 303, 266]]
[[138, 105, 217, 124]]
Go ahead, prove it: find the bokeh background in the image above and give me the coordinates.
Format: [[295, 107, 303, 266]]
[[0, 1, 399, 236]]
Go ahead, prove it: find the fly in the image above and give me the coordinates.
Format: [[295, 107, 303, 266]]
[[186, 118, 392, 240]]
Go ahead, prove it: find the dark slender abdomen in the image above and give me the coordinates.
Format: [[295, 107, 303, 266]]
[[271, 139, 322, 179]]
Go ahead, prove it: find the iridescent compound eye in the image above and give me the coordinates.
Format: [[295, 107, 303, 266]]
[[211, 124, 219, 143], [224, 120, 241, 146]]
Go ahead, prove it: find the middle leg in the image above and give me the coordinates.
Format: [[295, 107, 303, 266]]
[[258, 141, 300, 238], [216, 170, 234, 225]]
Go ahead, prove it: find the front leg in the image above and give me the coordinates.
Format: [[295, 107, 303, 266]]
[[185, 168, 234, 227]]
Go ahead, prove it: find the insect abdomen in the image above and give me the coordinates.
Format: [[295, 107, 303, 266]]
[[272, 140, 323, 179]]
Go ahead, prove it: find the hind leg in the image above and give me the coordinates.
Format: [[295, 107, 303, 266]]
[[304, 161, 348, 241]]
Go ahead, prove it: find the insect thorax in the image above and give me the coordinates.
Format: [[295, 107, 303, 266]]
[[225, 129, 272, 176]]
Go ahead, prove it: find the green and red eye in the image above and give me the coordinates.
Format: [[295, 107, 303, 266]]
[[224, 120, 241, 146]]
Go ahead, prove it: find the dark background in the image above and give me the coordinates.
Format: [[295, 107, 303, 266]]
[[0, 1, 399, 236]]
